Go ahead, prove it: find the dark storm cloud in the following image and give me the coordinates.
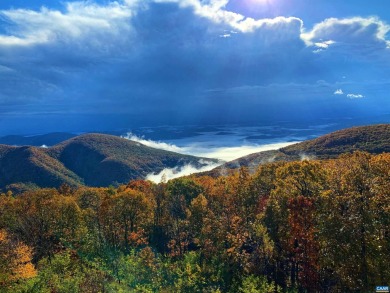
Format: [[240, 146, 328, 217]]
[[0, 0, 389, 134]]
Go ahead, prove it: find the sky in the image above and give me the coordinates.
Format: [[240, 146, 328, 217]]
[[0, 0, 389, 135]]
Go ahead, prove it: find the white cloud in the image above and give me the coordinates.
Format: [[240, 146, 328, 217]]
[[123, 132, 297, 161], [149, 0, 303, 34], [1, 1, 389, 54], [121, 132, 183, 153], [0, 0, 302, 46], [0, 0, 306, 60], [313, 40, 335, 52], [347, 93, 365, 99], [139, 130, 299, 182], [220, 33, 231, 38], [146, 160, 221, 183], [302, 17, 390, 48], [190, 142, 296, 161], [166, 2, 388, 48], [0, 2, 135, 47], [334, 89, 344, 95], [314, 40, 335, 49]]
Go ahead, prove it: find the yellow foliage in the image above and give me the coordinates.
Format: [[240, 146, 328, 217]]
[[0, 229, 37, 285]]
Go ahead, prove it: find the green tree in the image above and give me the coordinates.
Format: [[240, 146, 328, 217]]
[[238, 275, 278, 293]]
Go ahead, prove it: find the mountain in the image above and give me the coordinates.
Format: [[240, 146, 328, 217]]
[[0, 133, 217, 191], [2, 125, 389, 191], [212, 124, 390, 173], [0, 132, 77, 146]]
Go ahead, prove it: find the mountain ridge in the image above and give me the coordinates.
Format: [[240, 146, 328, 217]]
[[1, 125, 389, 191], [0, 133, 217, 192], [210, 124, 390, 174]]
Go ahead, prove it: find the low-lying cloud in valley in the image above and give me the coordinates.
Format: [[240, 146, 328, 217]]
[[145, 161, 222, 183], [122, 133, 183, 153], [122, 132, 297, 161], [122, 132, 298, 182]]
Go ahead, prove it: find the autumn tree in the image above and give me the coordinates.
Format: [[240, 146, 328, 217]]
[[99, 189, 154, 253], [166, 178, 203, 256], [0, 229, 37, 286], [319, 152, 390, 291]]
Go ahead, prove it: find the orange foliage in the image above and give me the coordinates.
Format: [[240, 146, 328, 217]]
[[0, 229, 37, 285]]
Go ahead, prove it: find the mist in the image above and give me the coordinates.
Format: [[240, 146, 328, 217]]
[[121, 132, 300, 182], [122, 132, 297, 161], [122, 133, 182, 153], [146, 160, 222, 183]]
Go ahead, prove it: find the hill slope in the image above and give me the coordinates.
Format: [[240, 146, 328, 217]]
[[0, 133, 217, 190], [214, 124, 390, 173]]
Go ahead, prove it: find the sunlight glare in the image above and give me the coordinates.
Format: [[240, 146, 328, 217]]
[[251, 0, 270, 4]]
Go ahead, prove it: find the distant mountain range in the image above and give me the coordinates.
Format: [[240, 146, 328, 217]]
[[0, 132, 77, 147], [0, 133, 216, 192], [1, 124, 389, 192], [211, 124, 390, 173]]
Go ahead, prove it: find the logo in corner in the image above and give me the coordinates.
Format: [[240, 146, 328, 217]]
[[376, 286, 389, 293]]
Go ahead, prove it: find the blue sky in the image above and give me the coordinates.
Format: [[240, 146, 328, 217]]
[[0, 0, 389, 134]]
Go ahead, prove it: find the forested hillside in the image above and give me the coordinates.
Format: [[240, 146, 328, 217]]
[[215, 124, 390, 173], [0, 133, 216, 192], [281, 124, 390, 157], [1, 152, 389, 292]]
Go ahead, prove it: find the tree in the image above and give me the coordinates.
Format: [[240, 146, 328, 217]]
[[99, 189, 153, 253], [166, 178, 203, 256], [319, 152, 390, 291], [0, 229, 37, 286], [238, 275, 278, 293]]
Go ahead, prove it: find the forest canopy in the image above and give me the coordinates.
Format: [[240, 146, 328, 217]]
[[0, 152, 389, 292]]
